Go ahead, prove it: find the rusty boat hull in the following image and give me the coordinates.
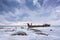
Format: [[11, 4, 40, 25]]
[[27, 23, 50, 28]]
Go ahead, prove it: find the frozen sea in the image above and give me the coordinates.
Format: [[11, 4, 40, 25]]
[[0, 26, 60, 40]]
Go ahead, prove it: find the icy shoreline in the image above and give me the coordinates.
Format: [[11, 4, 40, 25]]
[[0, 26, 60, 40]]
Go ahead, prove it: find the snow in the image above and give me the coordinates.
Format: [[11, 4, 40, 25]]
[[0, 26, 60, 40]]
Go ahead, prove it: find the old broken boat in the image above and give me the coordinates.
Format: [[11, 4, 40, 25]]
[[27, 23, 50, 28]]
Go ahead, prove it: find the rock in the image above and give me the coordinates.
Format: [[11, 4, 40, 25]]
[[50, 29, 52, 31], [30, 29, 42, 32], [30, 29, 48, 36], [4, 29, 15, 32], [11, 31, 27, 36], [36, 32, 48, 36]]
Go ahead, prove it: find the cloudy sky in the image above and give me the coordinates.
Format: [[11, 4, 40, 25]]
[[0, 0, 60, 24]]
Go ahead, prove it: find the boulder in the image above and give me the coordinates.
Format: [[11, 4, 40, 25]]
[[11, 31, 27, 36]]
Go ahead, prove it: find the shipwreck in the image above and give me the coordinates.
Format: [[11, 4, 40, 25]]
[[27, 23, 50, 28]]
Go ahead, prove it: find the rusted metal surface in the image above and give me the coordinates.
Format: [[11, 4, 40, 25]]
[[27, 23, 50, 28]]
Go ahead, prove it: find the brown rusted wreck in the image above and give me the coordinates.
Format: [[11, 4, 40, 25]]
[[27, 23, 50, 28]]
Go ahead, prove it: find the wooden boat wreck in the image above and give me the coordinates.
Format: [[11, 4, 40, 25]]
[[27, 23, 50, 28]]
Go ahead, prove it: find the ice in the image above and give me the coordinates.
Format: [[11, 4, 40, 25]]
[[0, 26, 60, 40]]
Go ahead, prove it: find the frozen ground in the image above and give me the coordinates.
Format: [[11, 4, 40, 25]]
[[0, 26, 60, 40]]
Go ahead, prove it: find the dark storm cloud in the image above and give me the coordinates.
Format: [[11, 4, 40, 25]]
[[0, 0, 20, 14]]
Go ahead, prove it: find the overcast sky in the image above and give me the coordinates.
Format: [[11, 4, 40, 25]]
[[0, 0, 60, 24]]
